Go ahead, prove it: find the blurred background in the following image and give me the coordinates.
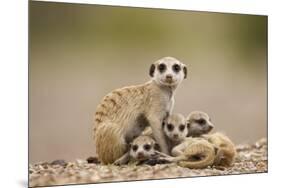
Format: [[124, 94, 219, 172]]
[[29, 1, 267, 163]]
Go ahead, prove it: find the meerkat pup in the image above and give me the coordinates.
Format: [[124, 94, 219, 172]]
[[94, 57, 187, 164], [186, 111, 214, 137], [186, 111, 236, 166], [162, 114, 188, 151], [113, 135, 161, 165], [162, 113, 216, 169]]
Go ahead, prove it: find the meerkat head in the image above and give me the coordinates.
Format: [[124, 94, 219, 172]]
[[186, 111, 214, 137], [149, 57, 187, 87], [129, 135, 160, 161], [162, 113, 188, 143]]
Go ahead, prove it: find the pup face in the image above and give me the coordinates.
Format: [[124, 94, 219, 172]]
[[129, 135, 159, 161], [163, 113, 188, 143], [186, 111, 214, 137], [149, 57, 187, 87]]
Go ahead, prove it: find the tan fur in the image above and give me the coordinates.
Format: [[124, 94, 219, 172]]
[[203, 132, 237, 166], [175, 138, 216, 169], [141, 126, 153, 137], [94, 57, 187, 164]]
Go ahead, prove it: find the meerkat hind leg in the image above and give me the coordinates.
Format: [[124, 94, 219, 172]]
[[95, 122, 127, 164]]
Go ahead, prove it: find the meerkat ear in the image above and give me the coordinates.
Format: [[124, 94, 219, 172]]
[[183, 65, 187, 79], [149, 64, 156, 77], [162, 121, 165, 129], [162, 117, 168, 129], [154, 143, 161, 151]]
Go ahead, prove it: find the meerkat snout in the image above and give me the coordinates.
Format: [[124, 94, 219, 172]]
[[137, 151, 144, 159], [165, 74, 173, 83], [149, 57, 187, 87], [207, 123, 214, 131], [173, 134, 179, 139]]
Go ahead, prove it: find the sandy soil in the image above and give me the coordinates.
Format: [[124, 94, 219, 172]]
[[29, 138, 267, 187]]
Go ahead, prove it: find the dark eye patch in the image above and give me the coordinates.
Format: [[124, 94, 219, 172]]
[[167, 124, 174, 131], [154, 143, 160, 151], [132, 145, 138, 151], [172, 64, 181, 73], [158, 64, 166, 73], [196, 118, 206, 125], [179, 124, 185, 131], [143, 144, 151, 151]]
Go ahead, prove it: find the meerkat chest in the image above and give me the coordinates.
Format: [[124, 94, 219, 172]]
[[167, 96, 174, 112], [160, 94, 174, 116]]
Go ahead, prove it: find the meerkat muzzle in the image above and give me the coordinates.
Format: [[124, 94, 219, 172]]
[[137, 152, 145, 159], [165, 75, 173, 83]]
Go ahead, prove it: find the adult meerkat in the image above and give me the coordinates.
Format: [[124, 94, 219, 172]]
[[94, 57, 187, 164], [113, 135, 162, 165], [186, 111, 236, 166], [162, 113, 216, 169]]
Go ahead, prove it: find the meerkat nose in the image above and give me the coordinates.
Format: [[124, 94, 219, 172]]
[[207, 125, 214, 131], [137, 152, 144, 158], [173, 134, 179, 138], [166, 74, 173, 79]]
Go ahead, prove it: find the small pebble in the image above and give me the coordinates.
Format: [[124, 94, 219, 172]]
[[87, 156, 100, 164], [51, 160, 67, 167]]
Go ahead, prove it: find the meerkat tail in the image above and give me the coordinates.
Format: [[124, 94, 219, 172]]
[[177, 142, 216, 169], [95, 122, 127, 164]]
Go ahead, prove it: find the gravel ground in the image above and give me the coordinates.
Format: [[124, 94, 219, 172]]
[[29, 138, 267, 187]]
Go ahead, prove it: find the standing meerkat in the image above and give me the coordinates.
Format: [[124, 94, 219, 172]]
[[186, 111, 236, 166], [94, 57, 187, 164], [162, 113, 216, 169]]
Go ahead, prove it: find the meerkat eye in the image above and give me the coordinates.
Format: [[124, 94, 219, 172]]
[[179, 124, 185, 131], [172, 64, 181, 73], [132, 145, 138, 151], [158, 64, 166, 73], [197, 118, 206, 125], [143, 144, 151, 151], [167, 124, 174, 131]]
